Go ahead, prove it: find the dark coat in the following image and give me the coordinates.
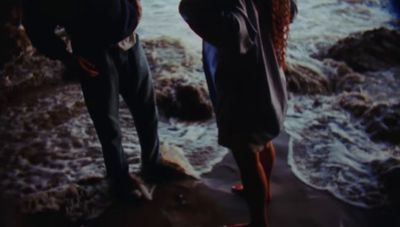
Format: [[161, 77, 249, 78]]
[[22, 0, 140, 61], [180, 0, 296, 148]]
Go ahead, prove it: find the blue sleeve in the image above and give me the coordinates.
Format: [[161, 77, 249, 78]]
[[202, 41, 219, 108], [179, 0, 256, 54]]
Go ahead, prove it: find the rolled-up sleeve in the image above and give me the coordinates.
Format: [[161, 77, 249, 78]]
[[179, 0, 256, 54]]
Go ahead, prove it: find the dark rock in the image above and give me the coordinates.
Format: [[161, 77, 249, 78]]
[[361, 102, 400, 144], [156, 77, 213, 121], [337, 92, 373, 117], [0, 0, 18, 66], [0, 1, 32, 68], [338, 92, 400, 144], [142, 38, 212, 121], [335, 73, 365, 92], [142, 38, 198, 80], [284, 62, 331, 94], [323, 28, 400, 72], [321, 59, 365, 93]]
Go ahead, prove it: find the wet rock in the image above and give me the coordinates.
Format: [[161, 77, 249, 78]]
[[20, 182, 111, 221], [71, 138, 84, 148], [337, 92, 400, 144], [335, 73, 365, 92], [174, 84, 213, 120], [142, 38, 199, 80], [156, 77, 213, 121], [0, 54, 64, 101], [323, 28, 400, 72], [159, 143, 200, 179], [142, 38, 212, 120], [323, 58, 400, 103], [336, 64, 353, 78], [0, 1, 31, 67], [361, 102, 400, 144], [321, 59, 365, 93], [284, 62, 331, 94], [337, 92, 373, 117]]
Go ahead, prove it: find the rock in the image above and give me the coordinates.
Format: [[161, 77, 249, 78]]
[[284, 62, 331, 94], [159, 143, 200, 179], [0, 53, 64, 102], [323, 28, 400, 72], [361, 102, 400, 144], [174, 83, 213, 120], [0, 1, 21, 67], [335, 73, 365, 92], [142, 38, 198, 80], [142, 37, 213, 121], [337, 92, 400, 144], [337, 92, 373, 117], [321, 59, 368, 93], [156, 77, 213, 121]]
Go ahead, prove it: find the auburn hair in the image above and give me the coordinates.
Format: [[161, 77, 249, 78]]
[[270, 0, 291, 68]]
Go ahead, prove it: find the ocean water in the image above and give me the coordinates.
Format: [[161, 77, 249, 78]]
[[138, 0, 399, 209], [0, 38, 225, 220], [0, 0, 398, 221]]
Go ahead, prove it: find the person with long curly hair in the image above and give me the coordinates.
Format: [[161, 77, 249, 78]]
[[180, 0, 297, 226]]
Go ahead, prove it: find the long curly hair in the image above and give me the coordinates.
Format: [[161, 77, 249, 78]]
[[270, 0, 291, 68]]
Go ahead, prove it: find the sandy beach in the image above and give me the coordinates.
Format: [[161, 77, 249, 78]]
[[2, 132, 397, 227]]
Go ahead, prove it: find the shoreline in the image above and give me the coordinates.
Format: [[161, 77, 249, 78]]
[[203, 132, 399, 227], [3, 132, 398, 227]]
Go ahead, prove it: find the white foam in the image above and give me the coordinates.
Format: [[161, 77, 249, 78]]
[[285, 96, 400, 208]]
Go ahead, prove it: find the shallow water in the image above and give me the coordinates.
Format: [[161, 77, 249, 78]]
[[285, 96, 400, 208], [138, 0, 399, 208], [0, 37, 226, 220], [0, 0, 398, 221]]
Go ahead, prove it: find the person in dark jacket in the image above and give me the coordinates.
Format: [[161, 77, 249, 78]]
[[22, 0, 160, 200], [180, 0, 297, 226]]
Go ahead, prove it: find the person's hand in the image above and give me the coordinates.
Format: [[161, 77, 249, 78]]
[[77, 57, 99, 77]]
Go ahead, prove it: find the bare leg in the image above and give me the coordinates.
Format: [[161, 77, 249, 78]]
[[231, 146, 270, 227], [260, 142, 275, 202], [232, 142, 275, 203]]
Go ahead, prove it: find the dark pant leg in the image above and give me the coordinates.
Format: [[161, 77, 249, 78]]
[[79, 50, 128, 181], [114, 38, 160, 170]]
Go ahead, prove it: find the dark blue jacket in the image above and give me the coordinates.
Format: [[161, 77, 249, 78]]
[[22, 0, 140, 62]]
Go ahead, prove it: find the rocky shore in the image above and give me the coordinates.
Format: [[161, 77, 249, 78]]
[[0, 4, 399, 224]]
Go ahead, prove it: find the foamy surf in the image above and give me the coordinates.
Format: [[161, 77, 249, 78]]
[[0, 0, 399, 223], [0, 37, 227, 221], [285, 96, 400, 208]]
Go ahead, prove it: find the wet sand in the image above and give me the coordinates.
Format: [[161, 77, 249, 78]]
[[202, 133, 399, 227], [3, 133, 399, 227]]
